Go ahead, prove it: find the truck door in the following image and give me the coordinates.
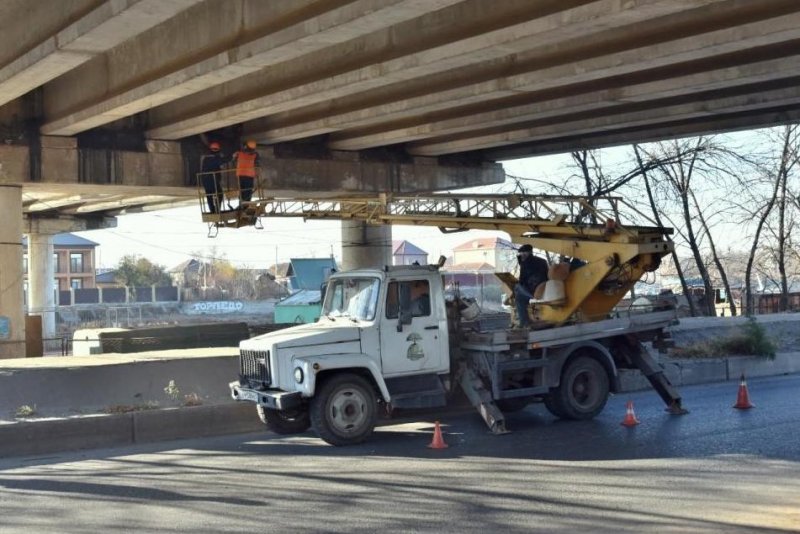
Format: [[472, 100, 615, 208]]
[[380, 278, 447, 376]]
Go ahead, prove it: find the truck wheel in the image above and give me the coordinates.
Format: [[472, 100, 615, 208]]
[[310, 373, 377, 446], [257, 405, 311, 435], [552, 356, 609, 420], [543, 395, 567, 419]]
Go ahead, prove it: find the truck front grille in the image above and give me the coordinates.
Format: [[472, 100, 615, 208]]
[[240, 349, 270, 387]]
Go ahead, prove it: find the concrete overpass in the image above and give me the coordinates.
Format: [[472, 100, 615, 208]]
[[2, 0, 800, 357]]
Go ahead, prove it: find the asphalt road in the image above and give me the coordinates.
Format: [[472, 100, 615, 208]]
[[1, 374, 799, 533]]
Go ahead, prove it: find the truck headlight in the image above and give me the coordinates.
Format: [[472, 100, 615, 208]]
[[294, 367, 304, 384]]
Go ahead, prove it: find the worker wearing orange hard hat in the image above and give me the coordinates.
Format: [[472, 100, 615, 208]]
[[231, 139, 261, 204], [199, 140, 225, 213]]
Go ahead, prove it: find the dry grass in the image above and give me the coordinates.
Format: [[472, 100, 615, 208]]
[[672, 317, 776, 360]]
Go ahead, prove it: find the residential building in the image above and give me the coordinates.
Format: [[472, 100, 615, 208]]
[[452, 237, 516, 271], [273, 258, 337, 324], [169, 259, 205, 287], [22, 233, 98, 295], [392, 240, 428, 265], [95, 269, 123, 289], [285, 258, 337, 291]]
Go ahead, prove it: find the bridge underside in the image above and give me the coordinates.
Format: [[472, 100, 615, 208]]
[[2, 0, 800, 357], [0, 0, 798, 211]]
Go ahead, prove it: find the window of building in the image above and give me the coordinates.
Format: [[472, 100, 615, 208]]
[[54, 278, 60, 291], [23, 253, 27, 274], [70, 253, 83, 273], [70, 278, 82, 290], [53, 253, 60, 273]]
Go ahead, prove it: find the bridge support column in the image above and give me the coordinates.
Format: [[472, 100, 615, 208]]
[[27, 232, 56, 340], [340, 221, 392, 271], [0, 185, 25, 359]]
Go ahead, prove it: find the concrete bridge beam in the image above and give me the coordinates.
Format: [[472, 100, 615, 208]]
[[0, 0, 202, 109], [41, 0, 463, 136], [150, 0, 715, 140]]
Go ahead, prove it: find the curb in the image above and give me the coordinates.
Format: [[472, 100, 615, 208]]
[[618, 351, 800, 392], [0, 402, 263, 458]]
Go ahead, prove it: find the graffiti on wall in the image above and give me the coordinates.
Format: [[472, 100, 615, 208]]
[[188, 301, 245, 314]]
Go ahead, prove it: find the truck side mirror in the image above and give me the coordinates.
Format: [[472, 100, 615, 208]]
[[397, 309, 412, 332]]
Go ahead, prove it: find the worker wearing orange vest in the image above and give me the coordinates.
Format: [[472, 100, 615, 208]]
[[231, 139, 261, 203]]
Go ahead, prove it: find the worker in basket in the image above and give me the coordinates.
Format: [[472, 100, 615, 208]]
[[231, 139, 261, 206], [199, 141, 225, 213]]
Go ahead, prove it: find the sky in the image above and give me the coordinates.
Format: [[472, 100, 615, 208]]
[[75, 131, 759, 271]]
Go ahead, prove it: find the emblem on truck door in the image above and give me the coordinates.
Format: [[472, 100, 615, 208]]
[[406, 332, 425, 360]]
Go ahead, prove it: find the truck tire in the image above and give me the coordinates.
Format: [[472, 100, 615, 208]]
[[543, 394, 567, 419], [551, 356, 609, 420], [257, 406, 311, 435], [310, 373, 377, 446]]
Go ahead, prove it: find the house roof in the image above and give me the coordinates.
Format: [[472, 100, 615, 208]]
[[95, 270, 117, 283], [169, 258, 202, 273], [269, 262, 292, 278], [22, 232, 98, 248], [392, 240, 427, 256], [277, 289, 322, 306], [452, 236, 514, 252], [289, 258, 337, 290]]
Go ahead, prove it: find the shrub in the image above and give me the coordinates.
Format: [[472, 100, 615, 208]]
[[164, 380, 181, 401], [673, 317, 776, 360], [183, 393, 203, 407], [15, 404, 37, 418]]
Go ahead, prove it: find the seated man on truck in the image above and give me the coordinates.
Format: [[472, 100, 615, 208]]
[[514, 244, 548, 327]]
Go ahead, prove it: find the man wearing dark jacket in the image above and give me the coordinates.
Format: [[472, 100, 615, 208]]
[[199, 141, 225, 213], [514, 244, 548, 327]]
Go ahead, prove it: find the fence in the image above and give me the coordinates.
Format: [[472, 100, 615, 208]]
[[58, 286, 179, 306]]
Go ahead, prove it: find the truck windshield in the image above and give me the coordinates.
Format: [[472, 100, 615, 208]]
[[322, 277, 381, 321]]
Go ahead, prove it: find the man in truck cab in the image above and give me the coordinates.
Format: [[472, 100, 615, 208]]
[[514, 244, 548, 327], [410, 280, 431, 316]]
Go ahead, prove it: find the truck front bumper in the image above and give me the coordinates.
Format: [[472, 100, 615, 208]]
[[229, 381, 302, 411]]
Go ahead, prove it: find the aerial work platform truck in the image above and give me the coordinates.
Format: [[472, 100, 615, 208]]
[[224, 193, 686, 445]]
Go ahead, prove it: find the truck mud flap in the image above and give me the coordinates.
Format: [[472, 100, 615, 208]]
[[457, 363, 510, 435], [628, 346, 689, 415]]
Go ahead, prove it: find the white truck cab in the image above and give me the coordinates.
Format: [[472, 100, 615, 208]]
[[230, 265, 452, 445]]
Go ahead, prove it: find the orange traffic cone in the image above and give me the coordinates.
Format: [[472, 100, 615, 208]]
[[428, 421, 449, 449], [621, 400, 640, 427], [733, 373, 754, 409]]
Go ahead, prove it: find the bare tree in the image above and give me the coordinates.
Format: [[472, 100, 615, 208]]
[[742, 125, 800, 314], [688, 186, 736, 316], [638, 137, 746, 317], [633, 144, 697, 316]]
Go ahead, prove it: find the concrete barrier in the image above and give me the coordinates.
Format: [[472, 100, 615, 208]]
[[0, 402, 264, 458], [619, 352, 800, 392], [0, 354, 239, 418], [132, 403, 262, 443], [0, 414, 133, 457]]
